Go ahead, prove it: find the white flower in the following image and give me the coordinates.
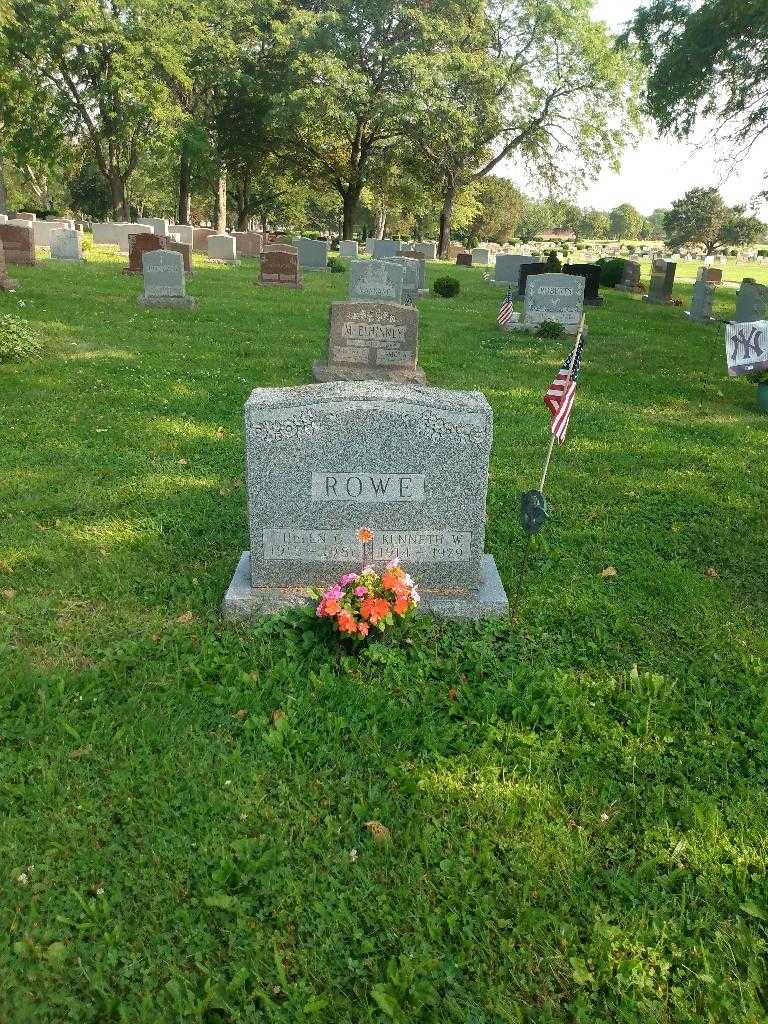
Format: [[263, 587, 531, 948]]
[[96, 886, 105, 897], [16, 873, 29, 886], [224, 779, 232, 787], [349, 848, 358, 863]]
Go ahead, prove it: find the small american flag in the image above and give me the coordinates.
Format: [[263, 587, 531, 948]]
[[544, 337, 585, 443], [497, 285, 516, 329]]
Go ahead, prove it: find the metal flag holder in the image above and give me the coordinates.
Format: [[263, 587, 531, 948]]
[[510, 319, 588, 622]]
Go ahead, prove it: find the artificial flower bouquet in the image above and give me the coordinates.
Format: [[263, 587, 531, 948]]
[[310, 557, 420, 640]]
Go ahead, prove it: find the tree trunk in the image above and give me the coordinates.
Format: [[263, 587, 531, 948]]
[[375, 206, 386, 239], [109, 169, 128, 220], [235, 166, 251, 230], [215, 167, 227, 232], [177, 150, 191, 224], [438, 183, 456, 259], [342, 187, 361, 241], [0, 158, 7, 214]]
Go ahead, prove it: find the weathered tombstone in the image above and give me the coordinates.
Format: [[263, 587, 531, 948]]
[[264, 242, 298, 255], [643, 259, 677, 305], [493, 254, 528, 290], [231, 231, 262, 258], [387, 257, 419, 305], [615, 260, 643, 293], [414, 242, 437, 260], [221, 381, 508, 620], [138, 250, 195, 309], [33, 219, 75, 247], [365, 237, 376, 256], [734, 280, 768, 323], [372, 239, 400, 260], [118, 224, 154, 255], [398, 251, 428, 295], [471, 248, 490, 266], [258, 249, 302, 288], [92, 222, 120, 246], [456, 252, 472, 267], [517, 261, 546, 297], [349, 259, 405, 303], [688, 279, 715, 324], [124, 232, 167, 274], [0, 239, 19, 291], [523, 273, 585, 334], [170, 224, 194, 248], [563, 263, 603, 306], [0, 223, 35, 266], [139, 217, 170, 236], [339, 240, 358, 259], [207, 233, 238, 263], [16, 212, 36, 221], [697, 266, 723, 284], [50, 228, 84, 262], [192, 227, 216, 252], [296, 237, 329, 272], [166, 240, 193, 274], [313, 301, 425, 384]]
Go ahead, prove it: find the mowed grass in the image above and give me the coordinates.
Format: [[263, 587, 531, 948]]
[[1, 246, 767, 1024]]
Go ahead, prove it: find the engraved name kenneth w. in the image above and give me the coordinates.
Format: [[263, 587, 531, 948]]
[[311, 472, 425, 501]]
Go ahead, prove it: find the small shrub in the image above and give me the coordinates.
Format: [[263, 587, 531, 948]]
[[596, 257, 627, 288], [758, 249, 768, 257], [545, 251, 562, 272], [0, 314, 44, 363], [328, 257, 346, 273], [433, 276, 460, 298], [537, 320, 564, 339]]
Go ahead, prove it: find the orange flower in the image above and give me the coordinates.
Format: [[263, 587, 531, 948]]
[[393, 595, 410, 615], [381, 572, 400, 591], [356, 528, 374, 543], [370, 598, 390, 622], [357, 621, 369, 637], [337, 610, 357, 633], [323, 598, 340, 616], [359, 596, 376, 620]]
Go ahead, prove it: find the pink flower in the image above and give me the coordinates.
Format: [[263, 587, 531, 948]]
[[361, 565, 374, 574], [324, 584, 343, 601], [340, 573, 358, 587], [354, 586, 368, 597], [386, 558, 400, 569]]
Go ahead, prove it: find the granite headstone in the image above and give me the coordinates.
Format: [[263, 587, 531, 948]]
[[644, 260, 676, 305], [259, 249, 302, 288], [0, 223, 35, 266], [138, 249, 195, 308], [523, 273, 585, 334], [349, 259, 405, 303], [313, 301, 425, 384]]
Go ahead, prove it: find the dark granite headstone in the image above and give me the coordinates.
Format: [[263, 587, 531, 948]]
[[563, 263, 603, 306], [456, 252, 472, 267], [517, 262, 546, 298]]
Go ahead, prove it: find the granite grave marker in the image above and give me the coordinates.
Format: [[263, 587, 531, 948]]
[[138, 250, 195, 309], [313, 301, 425, 384]]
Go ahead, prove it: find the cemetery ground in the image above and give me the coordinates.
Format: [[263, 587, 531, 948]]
[[2, 247, 767, 1024]]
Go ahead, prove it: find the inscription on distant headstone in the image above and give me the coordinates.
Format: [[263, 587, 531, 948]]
[[523, 273, 585, 334], [313, 301, 424, 383], [138, 249, 195, 308], [259, 249, 302, 288], [349, 259, 405, 303]]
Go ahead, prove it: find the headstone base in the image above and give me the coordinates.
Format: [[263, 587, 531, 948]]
[[138, 295, 196, 309], [257, 280, 303, 289], [584, 296, 604, 306], [222, 551, 508, 621], [0, 277, 19, 291], [312, 360, 426, 384], [642, 296, 673, 306], [303, 266, 329, 273], [615, 285, 643, 294]]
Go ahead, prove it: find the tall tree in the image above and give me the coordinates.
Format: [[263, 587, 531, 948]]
[[579, 208, 610, 239], [609, 202, 643, 240], [664, 187, 765, 255]]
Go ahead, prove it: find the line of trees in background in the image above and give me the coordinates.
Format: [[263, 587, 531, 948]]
[[0, 0, 643, 255]]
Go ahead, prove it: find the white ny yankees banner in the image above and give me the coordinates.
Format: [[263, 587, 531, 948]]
[[725, 320, 768, 376]]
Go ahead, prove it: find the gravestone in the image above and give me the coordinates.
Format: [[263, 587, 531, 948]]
[[615, 260, 643, 293], [0, 239, 19, 291], [264, 242, 298, 254], [313, 301, 425, 384], [517, 262, 546, 297], [688, 280, 715, 323], [92, 222, 120, 246], [414, 242, 437, 260], [221, 381, 508, 620], [0, 214, 7, 224], [124, 232, 167, 274], [643, 260, 676, 305], [139, 217, 169, 236], [33, 219, 75, 247], [339, 240, 359, 259], [349, 259, 405, 303], [365, 237, 376, 256], [563, 263, 603, 306], [259, 249, 302, 288], [493, 254, 528, 290], [387, 257, 419, 305], [170, 224, 195, 248], [166, 240, 193, 274], [398, 251, 428, 295], [138, 250, 195, 309], [697, 266, 723, 284], [296, 237, 329, 272], [16, 212, 35, 221], [725, 321, 768, 376], [231, 231, 262, 257], [523, 273, 585, 334], [118, 224, 154, 255], [471, 248, 490, 266], [734, 280, 768, 323], [456, 252, 472, 267], [0, 223, 35, 266], [372, 239, 400, 260], [207, 233, 238, 263], [50, 228, 83, 262], [193, 227, 216, 252]]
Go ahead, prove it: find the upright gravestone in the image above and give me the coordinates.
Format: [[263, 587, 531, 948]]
[[0, 239, 19, 291], [0, 223, 35, 266], [170, 224, 195, 248], [456, 252, 472, 267], [698, 266, 723, 284], [124, 232, 167, 274], [221, 381, 508, 620], [471, 248, 490, 266], [688, 280, 716, 323], [563, 263, 603, 306], [92, 223, 120, 246], [50, 228, 84, 262], [615, 260, 643, 293], [207, 234, 238, 263], [313, 301, 424, 384], [118, 224, 154, 255], [139, 217, 170, 236], [523, 273, 585, 335], [517, 261, 546, 298], [259, 249, 302, 288], [414, 242, 437, 260], [349, 259, 405, 304], [398, 251, 428, 295], [138, 249, 195, 309], [387, 257, 419, 306], [166, 240, 193, 274], [193, 227, 216, 253], [365, 237, 376, 256], [734, 280, 768, 324], [372, 239, 400, 260], [296, 237, 329, 272], [339, 240, 358, 259], [493, 254, 528, 291], [643, 259, 677, 305]]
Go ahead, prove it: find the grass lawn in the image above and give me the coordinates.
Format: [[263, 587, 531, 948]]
[[2, 247, 767, 1023]]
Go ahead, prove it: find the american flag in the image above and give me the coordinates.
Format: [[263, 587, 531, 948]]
[[497, 285, 516, 328], [544, 337, 585, 443]]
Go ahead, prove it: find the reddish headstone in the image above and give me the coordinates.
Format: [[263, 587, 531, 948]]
[[232, 231, 263, 257], [192, 227, 216, 253], [259, 250, 302, 288], [166, 240, 193, 274], [0, 223, 35, 266], [456, 252, 472, 267], [0, 239, 20, 291], [124, 233, 168, 274]]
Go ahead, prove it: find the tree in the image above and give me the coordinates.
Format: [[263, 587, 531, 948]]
[[610, 202, 643, 240], [579, 208, 610, 239], [515, 198, 550, 242], [627, 2, 768, 190], [409, 0, 642, 256], [464, 175, 525, 244], [664, 187, 765, 255], [643, 207, 668, 240]]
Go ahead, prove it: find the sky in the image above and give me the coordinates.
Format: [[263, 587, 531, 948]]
[[506, 0, 768, 218]]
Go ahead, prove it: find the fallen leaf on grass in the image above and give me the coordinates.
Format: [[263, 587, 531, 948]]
[[364, 820, 391, 843], [2, 589, 16, 600], [271, 709, 286, 725], [69, 746, 92, 759], [178, 458, 189, 466], [233, 709, 249, 721], [448, 688, 458, 701], [600, 566, 618, 579], [706, 567, 719, 578], [175, 611, 195, 624]]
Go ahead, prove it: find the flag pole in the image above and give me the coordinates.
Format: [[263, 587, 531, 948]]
[[538, 317, 585, 491]]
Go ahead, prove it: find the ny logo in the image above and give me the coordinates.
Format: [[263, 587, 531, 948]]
[[731, 326, 764, 361]]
